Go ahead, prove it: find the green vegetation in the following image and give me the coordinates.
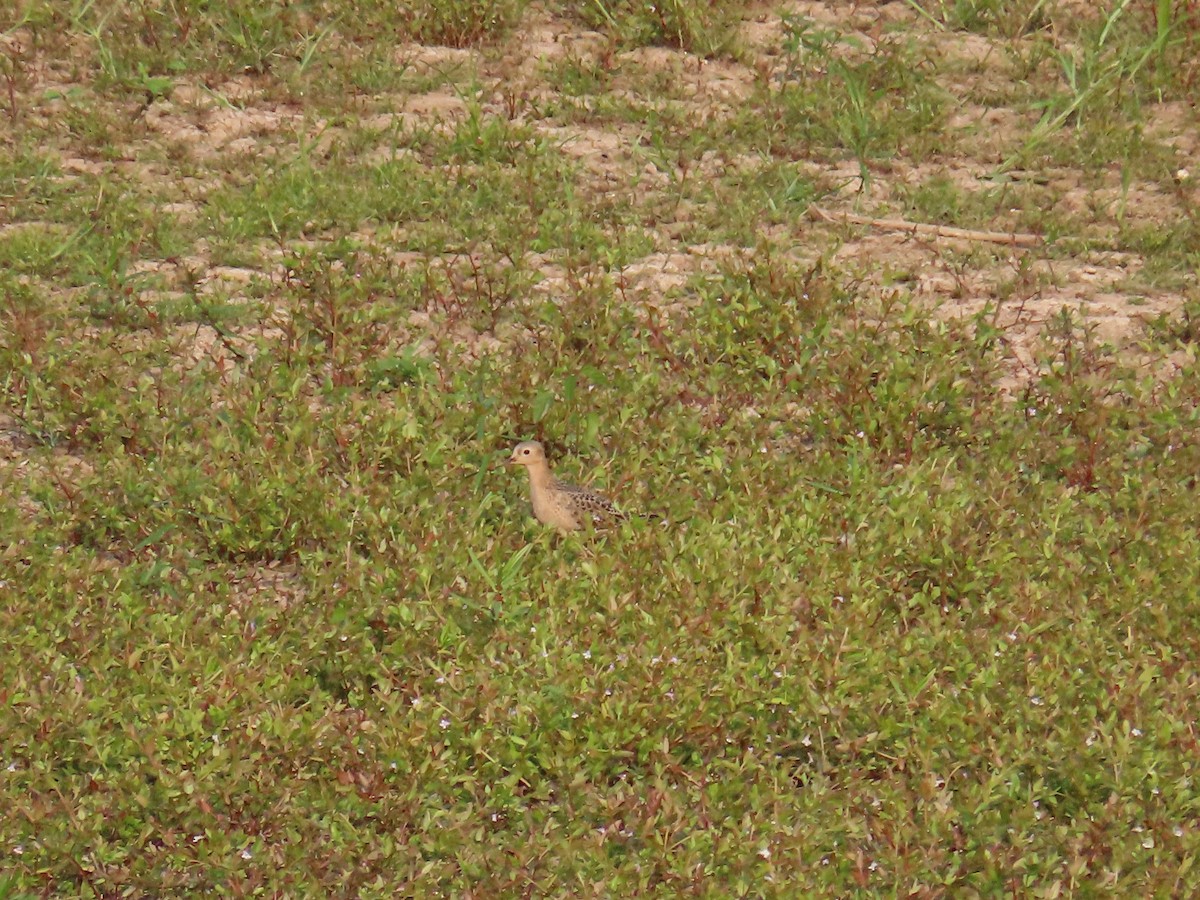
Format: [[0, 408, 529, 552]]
[[2, 0, 1199, 895]]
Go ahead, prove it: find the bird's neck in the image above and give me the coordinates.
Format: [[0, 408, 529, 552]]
[[527, 463, 555, 491]]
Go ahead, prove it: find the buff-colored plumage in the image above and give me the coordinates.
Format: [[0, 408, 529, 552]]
[[508, 441, 625, 532]]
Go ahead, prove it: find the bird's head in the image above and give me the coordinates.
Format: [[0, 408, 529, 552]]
[[509, 440, 547, 467]]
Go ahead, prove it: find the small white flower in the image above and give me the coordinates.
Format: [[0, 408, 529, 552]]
[[240, 848, 252, 860], [758, 847, 771, 859], [583, 650, 592, 660], [1132, 728, 1143, 737], [12, 845, 23, 855], [1030, 695, 1043, 706], [439, 718, 450, 729]]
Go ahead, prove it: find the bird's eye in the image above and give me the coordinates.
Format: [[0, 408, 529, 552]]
[[523, 448, 531, 455]]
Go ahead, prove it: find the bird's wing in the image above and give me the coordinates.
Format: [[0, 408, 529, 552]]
[[555, 480, 625, 524]]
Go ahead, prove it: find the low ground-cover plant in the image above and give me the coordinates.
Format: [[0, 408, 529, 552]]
[[2, 0, 1200, 895], [6, 246, 1200, 893]]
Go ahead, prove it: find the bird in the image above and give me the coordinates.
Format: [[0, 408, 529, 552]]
[[508, 440, 627, 532]]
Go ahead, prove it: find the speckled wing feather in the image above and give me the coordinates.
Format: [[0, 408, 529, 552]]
[[552, 478, 625, 527]]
